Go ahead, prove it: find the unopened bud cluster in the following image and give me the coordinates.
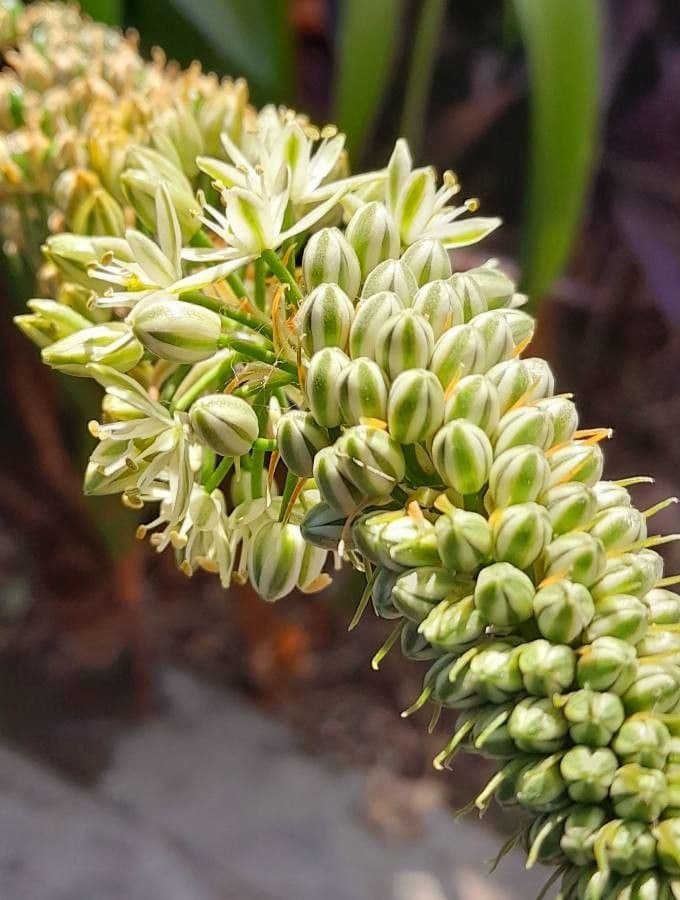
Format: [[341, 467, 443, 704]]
[[8, 4, 680, 896]]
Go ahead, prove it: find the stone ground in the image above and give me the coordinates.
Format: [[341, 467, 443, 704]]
[[0, 668, 549, 900]]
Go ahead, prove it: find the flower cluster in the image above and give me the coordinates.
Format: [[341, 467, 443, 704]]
[[8, 4, 680, 896]]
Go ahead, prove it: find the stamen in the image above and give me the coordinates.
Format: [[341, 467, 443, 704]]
[[643, 497, 679, 519], [371, 621, 405, 671]]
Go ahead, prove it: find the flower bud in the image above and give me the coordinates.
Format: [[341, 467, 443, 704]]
[[540, 532, 606, 587], [637, 627, 680, 657], [469, 702, 516, 758], [297, 283, 354, 357], [585, 593, 649, 644], [14, 299, 93, 349], [190, 393, 259, 457], [401, 239, 452, 285], [431, 420, 493, 494], [418, 595, 484, 651], [474, 561, 535, 626], [500, 309, 535, 346], [523, 358, 556, 400], [411, 280, 464, 339], [374, 309, 434, 378], [613, 715, 671, 769], [401, 621, 438, 660], [518, 639, 576, 697], [561, 806, 606, 866], [247, 519, 306, 602], [493, 405, 554, 455], [508, 698, 569, 754], [296, 540, 329, 593], [572, 868, 616, 900], [593, 480, 633, 510], [560, 746, 617, 803], [305, 346, 350, 427], [371, 568, 401, 619], [542, 482, 597, 535], [597, 821, 658, 876], [385, 520, 441, 569], [447, 271, 487, 320], [470, 642, 523, 703], [611, 764, 667, 823], [392, 566, 465, 622], [335, 425, 406, 498], [644, 588, 680, 625], [152, 104, 204, 177], [129, 294, 221, 363], [587, 505, 647, 552], [387, 369, 444, 444], [276, 411, 329, 477], [577, 636, 637, 694], [429, 324, 486, 387], [428, 652, 480, 709], [624, 662, 680, 715], [654, 819, 680, 875], [443, 374, 500, 435], [491, 501, 552, 569], [312, 446, 365, 514], [562, 689, 625, 746], [300, 501, 346, 550], [121, 165, 200, 241], [470, 310, 514, 369], [41, 323, 143, 376], [451, 264, 516, 314], [534, 579, 595, 645], [548, 441, 605, 488], [345, 201, 400, 278], [352, 510, 403, 569], [486, 359, 532, 413], [435, 507, 491, 572], [43, 233, 134, 289], [337, 357, 389, 426], [592, 550, 663, 601], [302, 227, 362, 298], [361, 258, 417, 306], [349, 291, 403, 359], [536, 397, 579, 446], [487, 444, 551, 507]]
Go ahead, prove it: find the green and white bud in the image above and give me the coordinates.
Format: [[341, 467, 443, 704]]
[[435, 507, 491, 572], [587, 505, 647, 551], [493, 405, 555, 455], [547, 440, 605, 488], [518, 639, 576, 697], [585, 593, 649, 644], [500, 309, 535, 347], [523, 358, 556, 401], [189, 393, 259, 457], [418, 595, 485, 651], [335, 425, 406, 498], [491, 501, 552, 569], [644, 589, 680, 625], [247, 519, 305, 602], [613, 715, 671, 769], [387, 369, 444, 444], [562, 689, 625, 747], [401, 239, 452, 285], [654, 819, 680, 875], [41, 323, 143, 376], [302, 227, 362, 298], [412, 280, 464, 338], [637, 627, 680, 657], [577, 636, 637, 695], [561, 806, 606, 866], [297, 283, 354, 357], [533, 579, 595, 644], [486, 359, 532, 413], [444, 374, 500, 435], [429, 324, 486, 387], [353, 510, 403, 569], [393, 166, 437, 245], [447, 271, 486, 320], [361, 258, 418, 306], [591, 550, 663, 601], [514, 756, 568, 813], [611, 764, 667, 823], [560, 746, 618, 803], [469, 702, 517, 758], [392, 566, 465, 622], [540, 532, 607, 587], [14, 299, 93, 349], [470, 642, 523, 704], [305, 346, 350, 427], [276, 411, 330, 477], [349, 291, 403, 359], [431, 420, 493, 494], [296, 540, 329, 594], [451, 264, 516, 313], [121, 165, 200, 241], [129, 294, 222, 363], [300, 502, 346, 551], [337, 357, 389, 426], [470, 310, 514, 369], [345, 201, 400, 278], [371, 568, 401, 619], [536, 396, 579, 446], [624, 662, 680, 714], [374, 309, 434, 378], [474, 561, 535, 627], [487, 445, 551, 507], [372, 512, 438, 569], [508, 698, 569, 754], [597, 821, 658, 876], [593, 480, 634, 511], [312, 446, 366, 514], [542, 482, 597, 535]]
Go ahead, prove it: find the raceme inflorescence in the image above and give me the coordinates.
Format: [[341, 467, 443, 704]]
[[7, 4, 680, 897]]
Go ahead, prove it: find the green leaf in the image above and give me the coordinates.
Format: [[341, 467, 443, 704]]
[[333, 0, 404, 161], [513, 0, 602, 305], [400, 0, 447, 157], [79, 0, 123, 26]]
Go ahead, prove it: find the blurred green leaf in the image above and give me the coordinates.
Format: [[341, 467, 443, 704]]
[[334, 0, 405, 160], [129, 0, 294, 105], [79, 0, 123, 26], [400, 0, 446, 158], [513, 0, 602, 305]]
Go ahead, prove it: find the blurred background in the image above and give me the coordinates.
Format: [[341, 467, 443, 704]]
[[0, 1, 679, 898]]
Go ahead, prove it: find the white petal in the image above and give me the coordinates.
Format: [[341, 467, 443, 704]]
[[155, 184, 182, 278], [171, 255, 254, 292], [126, 229, 176, 288], [87, 365, 172, 422], [436, 217, 502, 248]]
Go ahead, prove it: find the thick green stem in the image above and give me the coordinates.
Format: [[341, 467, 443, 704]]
[[254, 257, 267, 312], [172, 355, 236, 412], [250, 448, 265, 499], [227, 272, 248, 301], [261, 248, 302, 305], [204, 455, 234, 494], [223, 338, 298, 376]]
